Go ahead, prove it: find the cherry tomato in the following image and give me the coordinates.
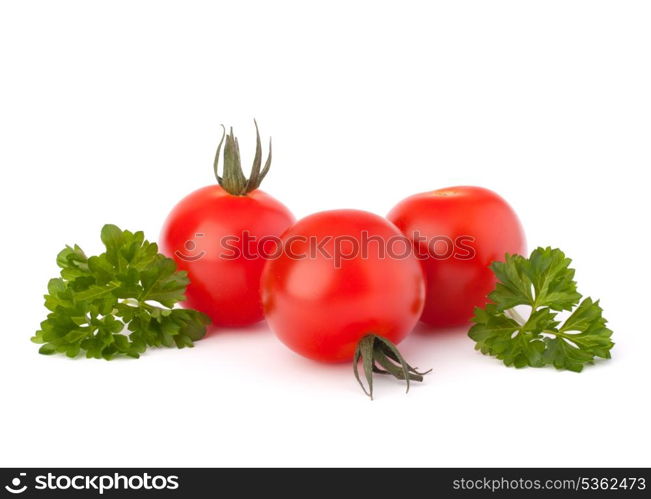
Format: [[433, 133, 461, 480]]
[[387, 186, 525, 328], [160, 124, 294, 327], [261, 209, 425, 363]]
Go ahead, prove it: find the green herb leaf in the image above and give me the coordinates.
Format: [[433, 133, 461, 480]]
[[33, 225, 211, 360], [469, 247, 613, 372]]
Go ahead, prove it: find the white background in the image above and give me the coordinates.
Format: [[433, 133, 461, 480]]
[[1, 0, 650, 467]]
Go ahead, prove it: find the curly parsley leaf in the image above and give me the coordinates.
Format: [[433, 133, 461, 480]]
[[32, 225, 211, 360], [469, 247, 613, 372]]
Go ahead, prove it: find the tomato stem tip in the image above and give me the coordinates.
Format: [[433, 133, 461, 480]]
[[353, 334, 431, 400], [213, 119, 272, 195]]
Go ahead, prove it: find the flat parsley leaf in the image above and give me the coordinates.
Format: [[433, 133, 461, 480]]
[[32, 225, 211, 359], [469, 247, 613, 372]]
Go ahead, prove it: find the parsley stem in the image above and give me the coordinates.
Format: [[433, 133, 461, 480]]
[[505, 308, 527, 326]]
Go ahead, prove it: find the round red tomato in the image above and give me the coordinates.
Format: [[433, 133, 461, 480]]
[[160, 124, 294, 327], [261, 209, 425, 363], [387, 186, 525, 328]]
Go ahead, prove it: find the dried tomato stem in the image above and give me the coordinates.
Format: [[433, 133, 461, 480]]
[[213, 120, 272, 195], [353, 334, 431, 400]]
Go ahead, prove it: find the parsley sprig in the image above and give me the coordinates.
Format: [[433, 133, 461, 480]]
[[469, 247, 614, 372], [32, 225, 211, 359]]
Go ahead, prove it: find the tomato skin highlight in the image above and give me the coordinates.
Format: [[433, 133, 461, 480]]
[[161, 185, 294, 328], [387, 186, 526, 328], [261, 209, 425, 363]]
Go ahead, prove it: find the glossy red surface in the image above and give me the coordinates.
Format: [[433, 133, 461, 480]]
[[388, 186, 526, 328], [161, 185, 294, 327], [261, 209, 425, 362]]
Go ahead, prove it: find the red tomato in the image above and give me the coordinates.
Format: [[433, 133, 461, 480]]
[[261, 209, 425, 363], [160, 124, 294, 327], [387, 186, 525, 328], [161, 185, 294, 327]]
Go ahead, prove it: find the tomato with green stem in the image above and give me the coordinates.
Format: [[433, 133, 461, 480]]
[[261, 209, 429, 398], [161, 122, 294, 328]]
